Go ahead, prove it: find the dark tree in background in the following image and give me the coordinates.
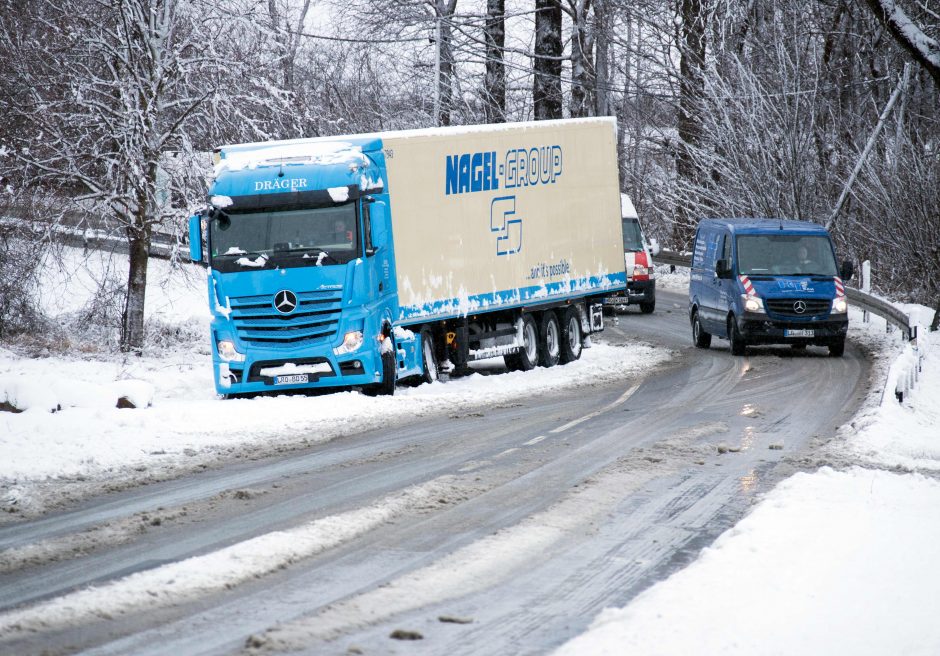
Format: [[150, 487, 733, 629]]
[[534, 0, 564, 120], [484, 0, 507, 123]]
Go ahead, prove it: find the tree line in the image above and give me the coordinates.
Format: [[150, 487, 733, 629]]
[[0, 0, 937, 351]]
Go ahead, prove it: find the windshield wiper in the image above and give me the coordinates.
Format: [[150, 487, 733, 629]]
[[298, 249, 339, 265]]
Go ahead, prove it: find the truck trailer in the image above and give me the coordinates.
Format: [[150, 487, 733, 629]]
[[188, 118, 626, 396]]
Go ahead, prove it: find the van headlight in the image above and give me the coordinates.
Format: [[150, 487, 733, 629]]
[[334, 330, 364, 355], [742, 295, 765, 313], [217, 339, 245, 362], [832, 297, 848, 314]]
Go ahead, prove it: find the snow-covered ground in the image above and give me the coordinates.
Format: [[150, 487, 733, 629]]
[[556, 280, 940, 654], [3, 250, 939, 655], [0, 248, 671, 515]]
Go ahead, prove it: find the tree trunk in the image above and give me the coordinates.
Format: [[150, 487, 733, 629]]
[[484, 0, 506, 123], [121, 223, 151, 354], [675, 0, 707, 249], [568, 0, 594, 118], [437, 0, 459, 126], [594, 0, 609, 116], [533, 0, 563, 120]]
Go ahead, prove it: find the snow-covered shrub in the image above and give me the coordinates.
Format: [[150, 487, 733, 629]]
[[0, 218, 47, 339]]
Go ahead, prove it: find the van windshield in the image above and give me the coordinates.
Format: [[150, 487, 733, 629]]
[[208, 203, 359, 273], [736, 234, 838, 276], [621, 218, 644, 251]]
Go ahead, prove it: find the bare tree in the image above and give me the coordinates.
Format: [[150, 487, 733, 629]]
[[484, 0, 507, 122], [863, 0, 940, 87], [534, 0, 564, 119], [0, 0, 232, 353], [565, 0, 596, 118]]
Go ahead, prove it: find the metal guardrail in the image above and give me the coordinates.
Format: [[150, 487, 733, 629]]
[[653, 249, 916, 342]]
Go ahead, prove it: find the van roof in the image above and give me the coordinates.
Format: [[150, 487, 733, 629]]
[[697, 218, 830, 235]]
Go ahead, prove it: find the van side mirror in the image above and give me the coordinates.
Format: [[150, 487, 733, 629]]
[[188, 214, 203, 263], [715, 258, 732, 278], [649, 237, 661, 257], [371, 200, 390, 248], [840, 260, 854, 280]]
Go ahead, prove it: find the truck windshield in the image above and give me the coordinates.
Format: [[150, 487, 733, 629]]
[[208, 204, 359, 273], [622, 218, 644, 251], [736, 234, 838, 277]]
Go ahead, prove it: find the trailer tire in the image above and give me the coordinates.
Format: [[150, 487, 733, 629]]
[[418, 327, 439, 384], [505, 313, 538, 371], [538, 311, 561, 368], [559, 306, 583, 363]]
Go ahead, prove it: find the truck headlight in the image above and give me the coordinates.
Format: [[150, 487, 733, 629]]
[[832, 297, 848, 314], [742, 295, 765, 313], [217, 339, 245, 362], [333, 330, 364, 355]]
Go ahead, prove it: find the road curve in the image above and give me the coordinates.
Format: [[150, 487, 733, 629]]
[[0, 290, 870, 656]]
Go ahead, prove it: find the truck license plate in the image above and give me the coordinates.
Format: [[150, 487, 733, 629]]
[[274, 374, 308, 385], [785, 329, 814, 338]]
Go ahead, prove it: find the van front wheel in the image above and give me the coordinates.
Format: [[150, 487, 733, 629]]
[[728, 316, 747, 356], [829, 339, 845, 357]]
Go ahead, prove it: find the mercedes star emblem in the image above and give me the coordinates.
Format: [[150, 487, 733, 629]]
[[274, 290, 298, 314], [793, 300, 807, 314]]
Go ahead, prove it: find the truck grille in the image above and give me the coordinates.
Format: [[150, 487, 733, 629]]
[[229, 289, 344, 348], [765, 298, 831, 317]]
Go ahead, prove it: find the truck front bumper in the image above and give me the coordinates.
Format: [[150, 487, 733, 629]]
[[213, 347, 383, 396], [737, 313, 848, 346], [604, 279, 655, 307]]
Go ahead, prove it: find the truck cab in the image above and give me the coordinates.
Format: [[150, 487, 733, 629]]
[[189, 139, 401, 396], [604, 193, 659, 314], [689, 219, 853, 357]]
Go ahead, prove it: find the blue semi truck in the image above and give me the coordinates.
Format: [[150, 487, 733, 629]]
[[689, 219, 854, 356], [188, 119, 627, 396]]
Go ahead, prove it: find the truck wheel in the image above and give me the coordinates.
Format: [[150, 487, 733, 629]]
[[364, 343, 396, 396], [640, 299, 655, 314], [829, 339, 845, 358], [505, 314, 538, 371], [728, 316, 747, 356], [692, 310, 711, 349], [538, 311, 561, 367], [559, 306, 583, 363], [419, 327, 439, 384]]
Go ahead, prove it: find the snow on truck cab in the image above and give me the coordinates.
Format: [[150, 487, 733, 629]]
[[604, 193, 659, 314], [689, 219, 854, 357], [187, 118, 627, 397]]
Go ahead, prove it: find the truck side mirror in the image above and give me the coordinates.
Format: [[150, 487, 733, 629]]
[[649, 237, 661, 257], [840, 260, 854, 281], [188, 214, 203, 263], [371, 201, 390, 248], [715, 258, 732, 278]]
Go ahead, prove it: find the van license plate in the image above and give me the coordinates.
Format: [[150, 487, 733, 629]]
[[785, 329, 814, 338], [275, 374, 308, 385]]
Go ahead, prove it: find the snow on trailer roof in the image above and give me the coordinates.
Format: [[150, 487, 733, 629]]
[[214, 117, 618, 175]]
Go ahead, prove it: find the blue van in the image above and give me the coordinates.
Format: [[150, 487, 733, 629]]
[[689, 219, 853, 357]]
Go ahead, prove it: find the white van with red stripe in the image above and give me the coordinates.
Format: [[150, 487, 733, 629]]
[[604, 193, 659, 313]]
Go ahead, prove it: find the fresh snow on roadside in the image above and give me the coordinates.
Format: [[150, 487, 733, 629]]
[[556, 297, 940, 656], [0, 248, 671, 512]]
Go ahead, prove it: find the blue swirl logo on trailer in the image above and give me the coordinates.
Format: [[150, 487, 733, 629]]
[[445, 145, 563, 256]]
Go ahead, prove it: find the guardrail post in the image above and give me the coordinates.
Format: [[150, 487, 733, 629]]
[[861, 260, 871, 323]]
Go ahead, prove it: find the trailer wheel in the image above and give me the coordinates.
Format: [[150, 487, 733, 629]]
[[559, 306, 583, 363], [418, 327, 439, 384], [538, 312, 561, 367], [505, 313, 538, 371]]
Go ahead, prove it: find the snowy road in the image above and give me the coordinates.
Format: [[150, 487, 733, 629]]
[[0, 290, 870, 655]]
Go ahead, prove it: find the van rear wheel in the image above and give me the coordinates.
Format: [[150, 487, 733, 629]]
[[692, 310, 711, 349]]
